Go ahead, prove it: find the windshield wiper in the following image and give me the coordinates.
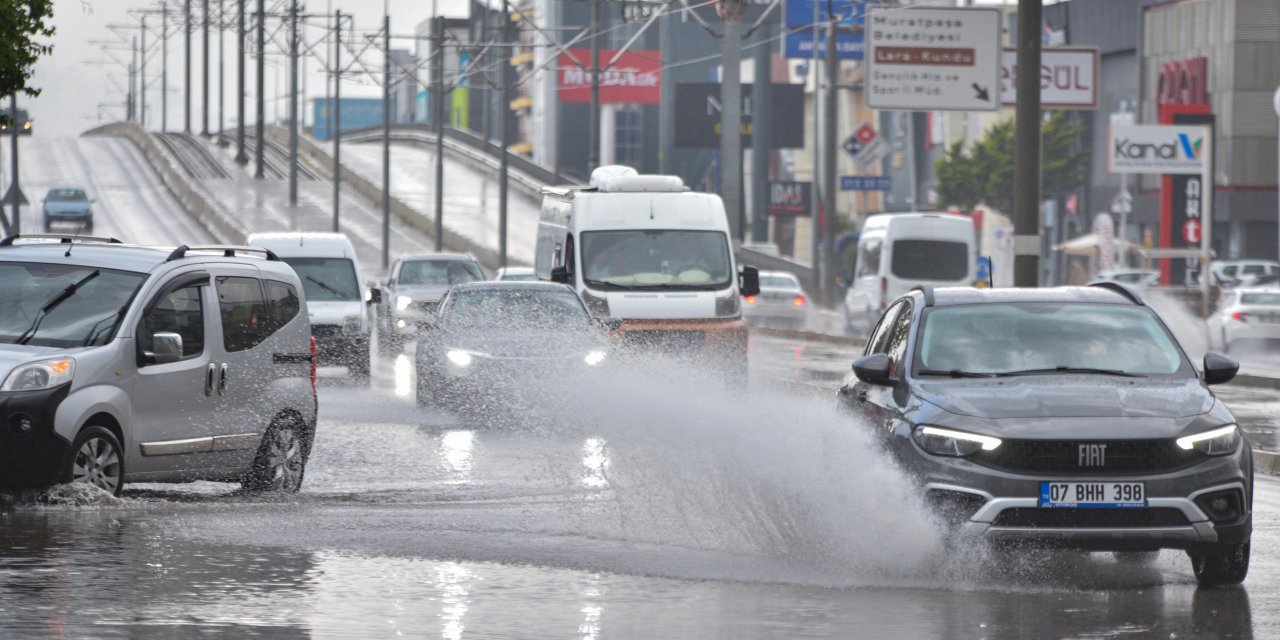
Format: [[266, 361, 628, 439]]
[[994, 366, 1142, 378], [16, 270, 101, 345], [916, 368, 995, 379], [306, 275, 349, 300], [81, 308, 126, 347]]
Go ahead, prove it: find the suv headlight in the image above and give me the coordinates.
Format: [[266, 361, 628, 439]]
[[913, 426, 1002, 457], [715, 289, 741, 317], [446, 349, 474, 367], [584, 350, 607, 366], [396, 295, 413, 312], [2, 358, 75, 392], [1176, 425, 1240, 456]]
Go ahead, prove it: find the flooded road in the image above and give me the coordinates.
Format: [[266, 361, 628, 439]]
[[0, 340, 1275, 638]]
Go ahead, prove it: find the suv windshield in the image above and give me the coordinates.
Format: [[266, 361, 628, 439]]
[[891, 240, 968, 281], [0, 262, 146, 348], [445, 289, 591, 330], [399, 259, 484, 286], [581, 230, 732, 289], [283, 258, 360, 302], [914, 303, 1188, 377], [46, 188, 87, 202]]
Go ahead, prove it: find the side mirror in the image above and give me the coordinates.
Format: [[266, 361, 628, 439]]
[[153, 332, 184, 364], [853, 353, 894, 386], [367, 288, 383, 305], [598, 317, 624, 332], [550, 266, 571, 284], [739, 266, 761, 297], [1203, 352, 1239, 386]]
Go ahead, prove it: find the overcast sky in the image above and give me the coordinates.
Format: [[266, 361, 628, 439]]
[[30, 0, 474, 135]]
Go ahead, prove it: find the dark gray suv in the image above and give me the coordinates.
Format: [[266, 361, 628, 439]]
[[840, 284, 1251, 586]]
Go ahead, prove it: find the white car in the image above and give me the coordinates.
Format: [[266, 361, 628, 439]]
[[1210, 260, 1280, 288], [742, 270, 809, 329], [1207, 288, 1280, 353], [1088, 269, 1159, 287]]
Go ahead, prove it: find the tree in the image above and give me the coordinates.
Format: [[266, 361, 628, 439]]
[[0, 0, 54, 99], [934, 110, 1089, 215]]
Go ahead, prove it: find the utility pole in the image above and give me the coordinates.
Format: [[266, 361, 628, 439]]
[[432, 16, 446, 252], [588, 0, 601, 172], [202, 0, 210, 136], [719, 0, 745, 242], [235, 0, 247, 162], [381, 13, 391, 269], [822, 12, 838, 305], [129, 36, 137, 121], [750, 22, 771, 244], [9, 95, 19, 234], [809, 0, 820, 284], [140, 17, 148, 127], [218, 0, 225, 142], [254, 0, 265, 178], [1012, 0, 1042, 287], [331, 9, 342, 232], [288, 0, 299, 207], [498, 1, 512, 267], [162, 3, 169, 132], [185, 0, 192, 133]]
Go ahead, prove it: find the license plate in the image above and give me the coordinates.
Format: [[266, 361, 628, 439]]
[[1039, 482, 1146, 508]]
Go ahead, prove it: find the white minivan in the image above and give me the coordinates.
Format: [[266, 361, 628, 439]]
[[843, 213, 975, 333], [247, 233, 379, 381]]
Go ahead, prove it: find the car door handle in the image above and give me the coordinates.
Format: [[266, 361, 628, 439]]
[[218, 363, 228, 396], [205, 363, 216, 396]]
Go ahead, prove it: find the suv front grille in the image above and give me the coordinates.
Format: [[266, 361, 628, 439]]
[[972, 439, 1201, 475], [992, 508, 1188, 528]]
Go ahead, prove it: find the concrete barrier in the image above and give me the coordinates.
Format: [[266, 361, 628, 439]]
[[83, 122, 246, 244]]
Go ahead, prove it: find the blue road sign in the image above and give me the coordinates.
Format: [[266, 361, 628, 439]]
[[840, 176, 891, 191], [784, 0, 872, 60], [785, 0, 871, 28]]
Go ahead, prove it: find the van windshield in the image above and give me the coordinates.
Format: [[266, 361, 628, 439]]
[[283, 258, 360, 301], [891, 239, 969, 281], [0, 262, 146, 348], [581, 230, 732, 290]]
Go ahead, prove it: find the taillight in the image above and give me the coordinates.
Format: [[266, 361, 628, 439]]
[[879, 277, 888, 309], [309, 336, 318, 393], [793, 295, 806, 307], [1232, 311, 1248, 323], [744, 295, 757, 303]]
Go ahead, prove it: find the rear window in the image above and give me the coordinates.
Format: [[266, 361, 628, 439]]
[[1241, 293, 1280, 306], [891, 240, 968, 281], [759, 275, 798, 289]]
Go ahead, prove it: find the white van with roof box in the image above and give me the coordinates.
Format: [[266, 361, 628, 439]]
[[247, 233, 379, 382], [843, 212, 975, 332], [536, 166, 759, 366]]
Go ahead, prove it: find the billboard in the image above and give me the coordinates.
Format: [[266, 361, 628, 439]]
[[558, 49, 661, 104], [1108, 124, 1209, 175], [783, 0, 870, 60], [768, 181, 811, 216], [1000, 47, 1098, 109], [312, 98, 384, 141], [673, 83, 805, 149]]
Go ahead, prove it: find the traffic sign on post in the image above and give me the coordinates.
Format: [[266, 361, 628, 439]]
[[841, 176, 891, 191], [783, 0, 871, 60], [865, 7, 1001, 112]]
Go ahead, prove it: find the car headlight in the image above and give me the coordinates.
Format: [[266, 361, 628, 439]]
[[913, 426, 1002, 457], [1176, 425, 1240, 456], [715, 289, 741, 317], [446, 350, 473, 367], [1, 358, 75, 392], [584, 350, 607, 366], [396, 295, 413, 312]]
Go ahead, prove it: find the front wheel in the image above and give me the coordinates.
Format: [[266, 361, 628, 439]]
[[243, 417, 309, 492], [1189, 542, 1249, 587], [63, 426, 124, 496]]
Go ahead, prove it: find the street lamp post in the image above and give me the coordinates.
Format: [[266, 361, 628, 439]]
[[1273, 87, 1280, 263]]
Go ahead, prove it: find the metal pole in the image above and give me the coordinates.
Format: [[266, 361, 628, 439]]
[[1201, 127, 1213, 317], [809, 0, 821, 281], [129, 37, 137, 122], [141, 17, 148, 127], [588, 0, 600, 172], [432, 16, 446, 252], [10, 94, 18, 235], [254, 0, 265, 178], [822, 15, 837, 305], [750, 22, 770, 244], [720, 12, 743, 242], [1012, 0, 1043, 287], [202, 0, 210, 136], [162, 3, 169, 132], [235, 0, 247, 162], [185, 0, 192, 133], [288, 0, 299, 207], [218, 0, 225, 141], [332, 10, 341, 232], [381, 14, 391, 269], [498, 3, 511, 267]]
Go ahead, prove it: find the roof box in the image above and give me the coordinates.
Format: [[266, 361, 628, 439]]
[[589, 165, 686, 193]]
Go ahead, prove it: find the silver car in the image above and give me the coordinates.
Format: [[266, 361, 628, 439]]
[[0, 235, 318, 496], [742, 270, 809, 329], [1207, 288, 1280, 354], [377, 253, 485, 354]]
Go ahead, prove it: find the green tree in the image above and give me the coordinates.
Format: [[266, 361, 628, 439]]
[[0, 0, 54, 99], [934, 110, 1089, 215]]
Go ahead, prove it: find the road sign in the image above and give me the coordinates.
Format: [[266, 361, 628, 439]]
[[841, 176, 891, 191], [1108, 124, 1208, 175], [1110, 189, 1132, 215], [783, 0, 871, 60], [865, 7, 1001, 112], [0, 184, 27, 206], [1000, 47, 1098, 109]]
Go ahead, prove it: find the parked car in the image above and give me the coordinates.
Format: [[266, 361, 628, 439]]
[[42, 187, 94, 234], [841, 283, 1250, 586], [1210, 260, 1280, 288], [742, 270, 809, 329], [0, 235, 318, 496], [494, 266, 537, 282], [377, 253, 485, 355], [247, 233, 377, 382], [414, 281, 614, 411], [1088, 269, 1159, 288], [1207, 288, 1280, 354]]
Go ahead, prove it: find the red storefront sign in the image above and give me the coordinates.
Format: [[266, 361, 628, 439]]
[[1157, 56, 1208, 107], [558, 49, 661, 104]]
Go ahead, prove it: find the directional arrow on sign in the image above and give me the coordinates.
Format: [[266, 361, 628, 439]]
[[972, 83, 990, 103]]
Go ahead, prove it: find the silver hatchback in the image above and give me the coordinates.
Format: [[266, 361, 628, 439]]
[[0, 235, 318, 496]]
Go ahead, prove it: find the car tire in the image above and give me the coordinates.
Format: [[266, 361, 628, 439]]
[[1189, 542, 1249, 587], [242, 416, 308, 493], [62, 425, 125, 497]]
